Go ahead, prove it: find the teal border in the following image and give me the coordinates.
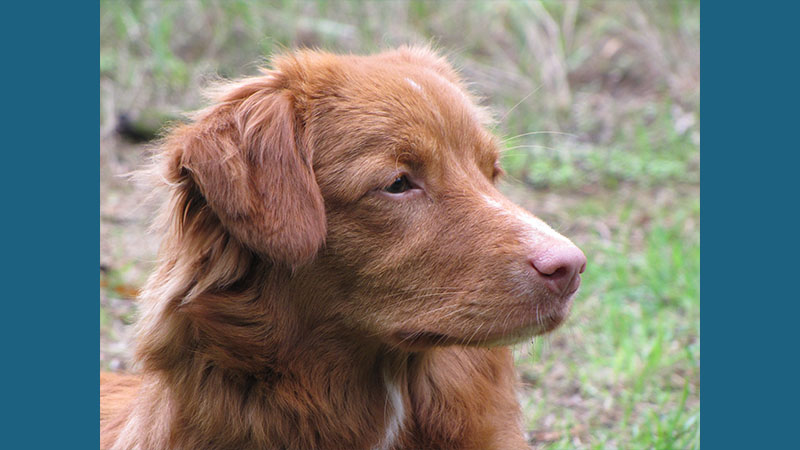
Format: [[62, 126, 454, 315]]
[[2, 3, 98, 449], [701, 3, 800, 448]]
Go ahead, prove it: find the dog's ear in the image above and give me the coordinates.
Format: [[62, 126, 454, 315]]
[[168, 75, 325, 267]]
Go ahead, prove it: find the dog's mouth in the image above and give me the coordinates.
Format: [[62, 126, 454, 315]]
[[390, 296, 574, 351], [391, 330, 463, 351]]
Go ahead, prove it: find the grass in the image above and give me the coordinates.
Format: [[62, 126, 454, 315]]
[[100, 1, 699, 448], [511, 187, 699, 448], [502, 101, 699, 190]]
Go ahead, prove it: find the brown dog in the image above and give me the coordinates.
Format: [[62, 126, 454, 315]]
[[100, 46, 586, 450]]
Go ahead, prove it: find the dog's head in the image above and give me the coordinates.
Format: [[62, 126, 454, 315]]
[[162, 47, 585, 351]]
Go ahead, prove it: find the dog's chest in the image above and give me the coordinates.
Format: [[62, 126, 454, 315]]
[[374, 375, 406, 450]]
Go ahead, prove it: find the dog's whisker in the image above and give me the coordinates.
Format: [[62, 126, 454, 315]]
[[536, 304, 541, 329], [389, 288, 472, 298], [465, 322, 484, 347], [502, 144, 559, 153], [499, 305, 516, 336], [501, 130, 577, 143], [384, 290, 473, 304], [492, 83, 543, 130], [381, 286, 473, 297]]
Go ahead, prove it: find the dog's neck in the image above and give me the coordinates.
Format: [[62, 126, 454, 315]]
[[133, 258, 415, 449]]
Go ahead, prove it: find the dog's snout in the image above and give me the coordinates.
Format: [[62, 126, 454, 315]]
[[529, 244, 587, 296]]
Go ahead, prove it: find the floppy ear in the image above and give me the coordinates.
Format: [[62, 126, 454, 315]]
[[170, 76, 325, 267]]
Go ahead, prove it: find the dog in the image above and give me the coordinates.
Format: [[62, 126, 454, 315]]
[[100, 46, 586, 450]]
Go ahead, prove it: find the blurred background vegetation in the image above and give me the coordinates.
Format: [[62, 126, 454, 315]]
[[100, 1, 699, 448]]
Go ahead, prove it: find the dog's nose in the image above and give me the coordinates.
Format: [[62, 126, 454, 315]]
[[529, 244, 587, 296]]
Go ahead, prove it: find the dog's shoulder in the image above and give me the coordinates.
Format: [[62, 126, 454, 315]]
[[100, 372, 141, 434]]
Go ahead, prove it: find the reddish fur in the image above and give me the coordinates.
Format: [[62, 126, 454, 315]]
[[100, 47, 583, 450]]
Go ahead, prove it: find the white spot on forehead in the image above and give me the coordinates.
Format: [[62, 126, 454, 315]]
[[404, 77, 423, 92], [482, 193, 503, 210]]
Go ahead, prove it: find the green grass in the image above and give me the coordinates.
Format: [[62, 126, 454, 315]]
[[501, 102, 699, 190], [101, 1, 699, 448], [515, 191, 699, 448]]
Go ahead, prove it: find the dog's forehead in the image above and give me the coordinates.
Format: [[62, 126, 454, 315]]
[[310, 58, 498, 167]]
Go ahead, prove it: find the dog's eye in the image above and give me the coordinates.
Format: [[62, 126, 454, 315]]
[[492, 161, 505, 181], [384, 175, 413, 194]]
